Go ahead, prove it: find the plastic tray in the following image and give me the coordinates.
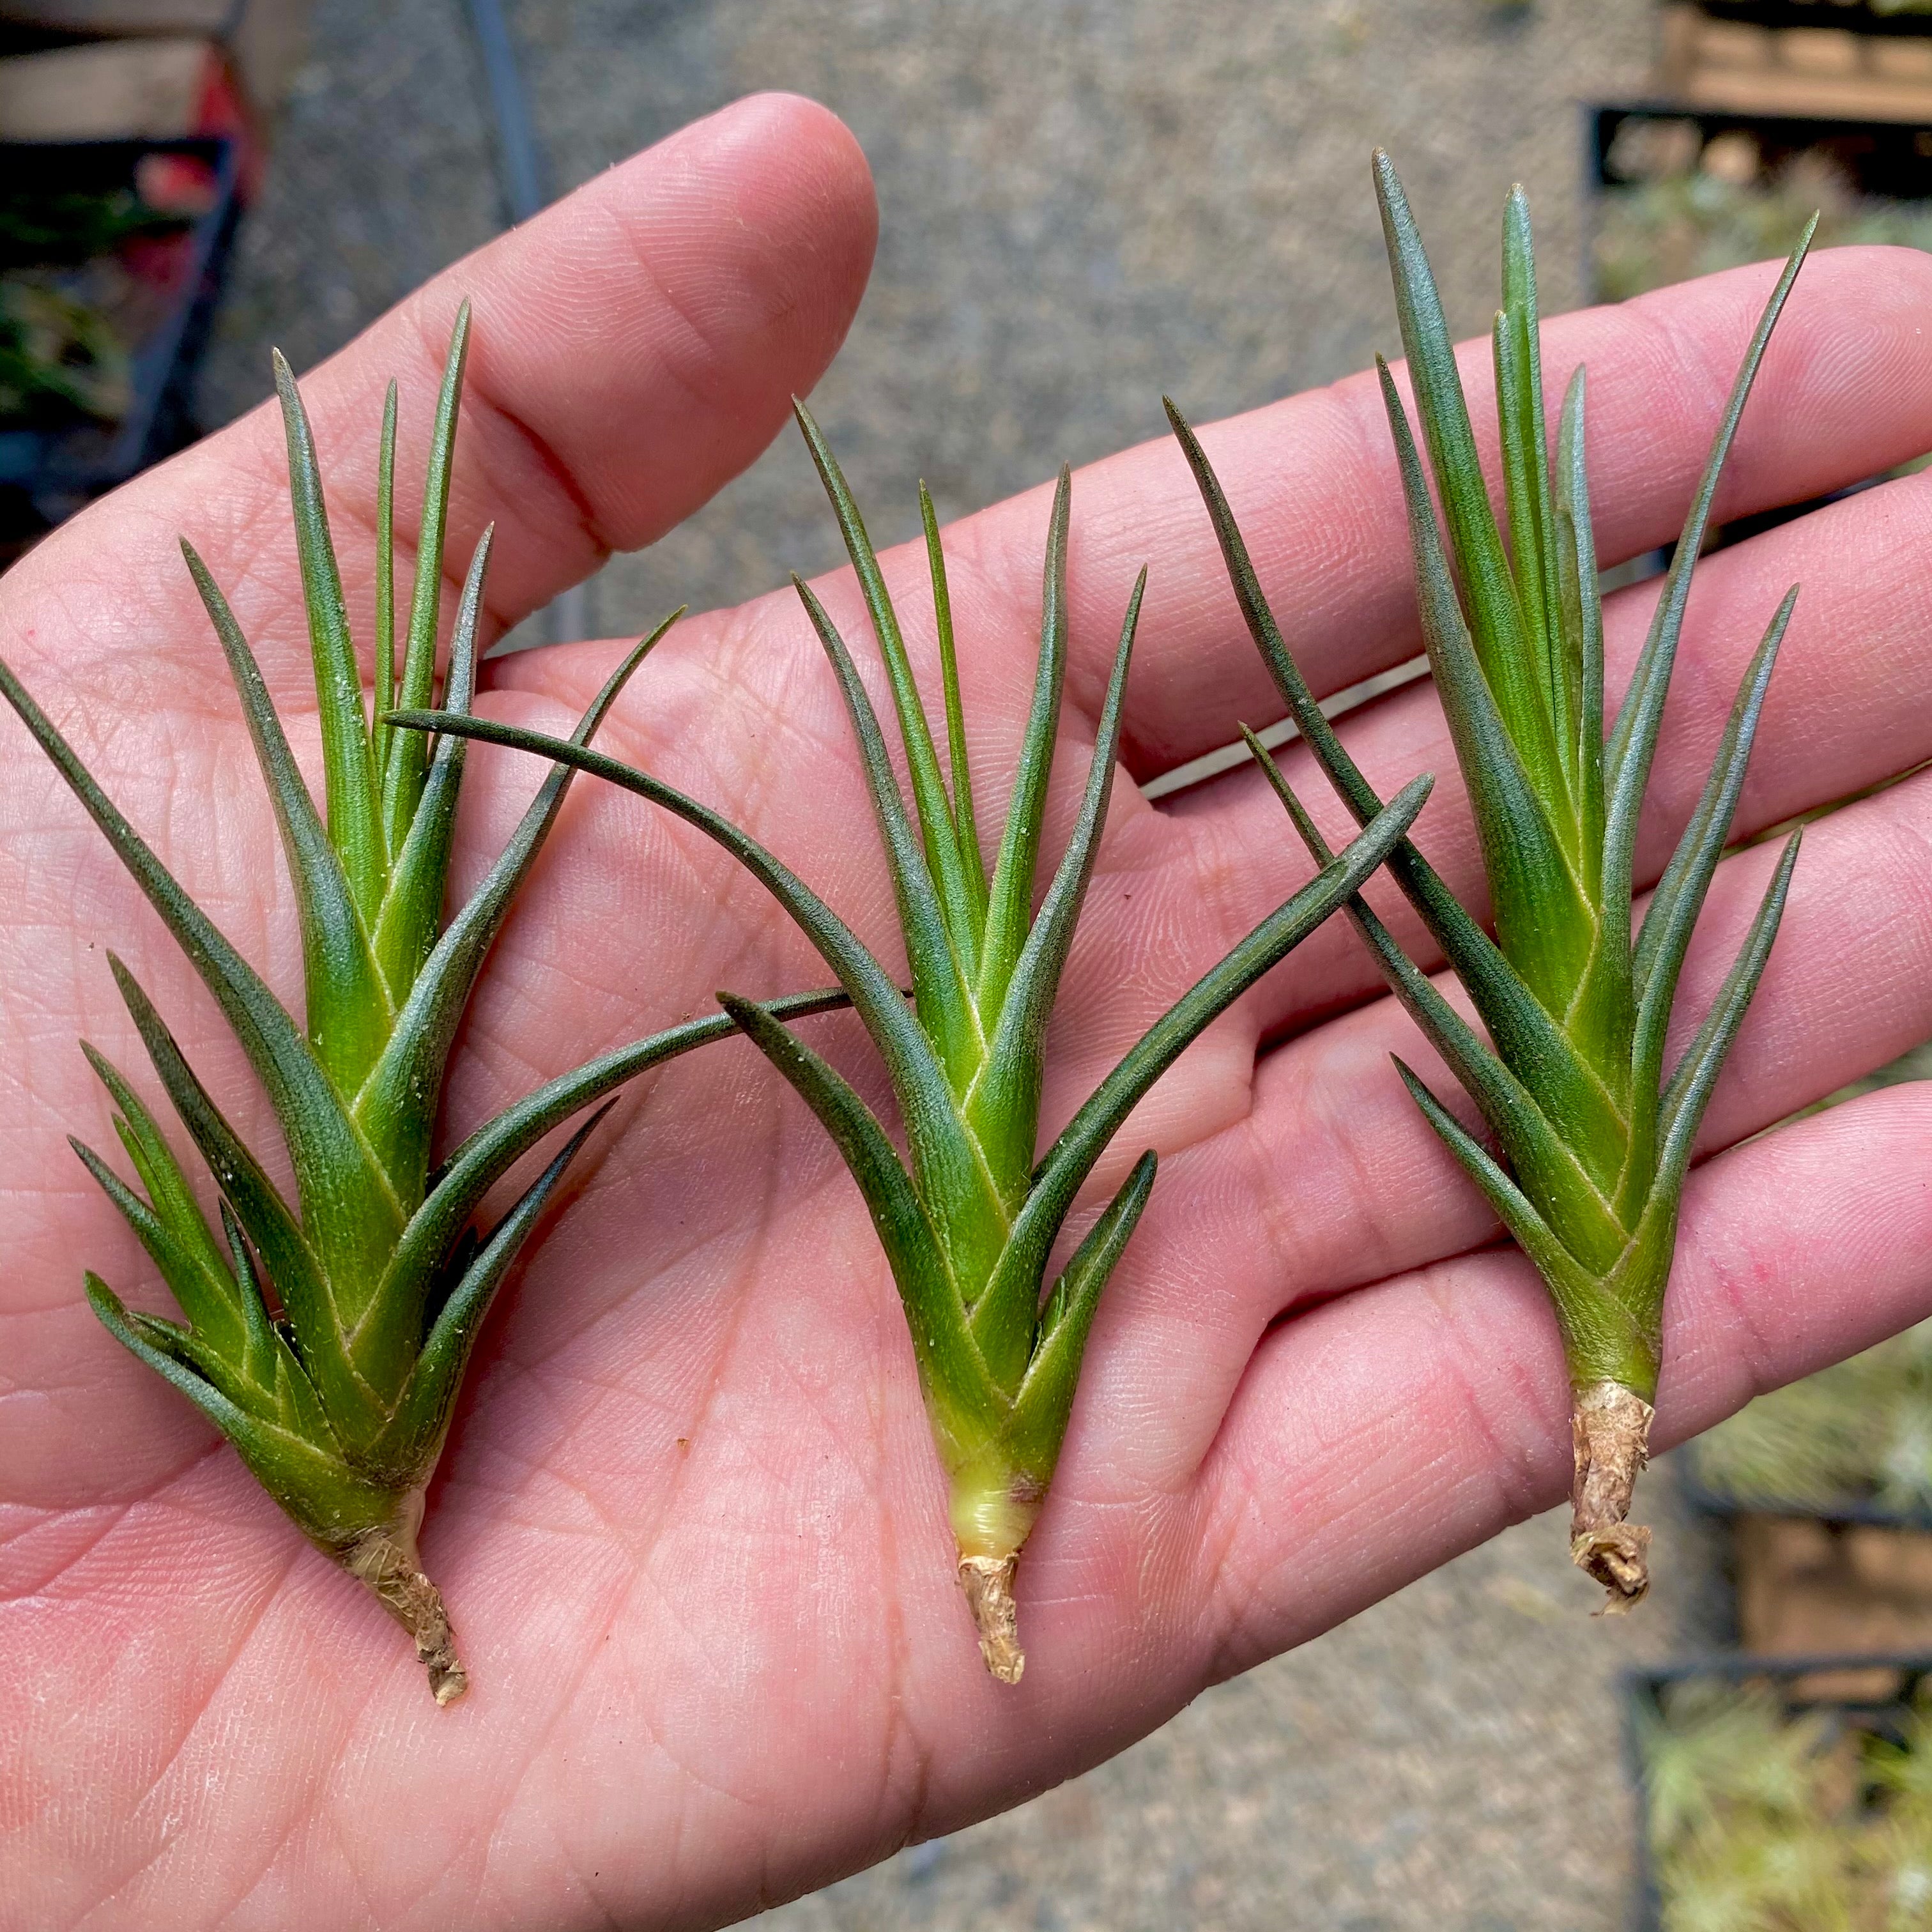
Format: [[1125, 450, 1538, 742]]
[[1622, 1649, 1932, 1931], [0, 134, 241, 551]]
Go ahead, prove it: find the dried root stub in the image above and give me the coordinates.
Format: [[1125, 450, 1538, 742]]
[[1570, 1381, 1655, 1614], [341, 1506, 468, 1706], [958, 1555, 1024, 1685]]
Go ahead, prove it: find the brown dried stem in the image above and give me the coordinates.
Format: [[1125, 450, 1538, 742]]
[[1570, 1379, 1655, 1614], [958, 1553, 1025, 1684]]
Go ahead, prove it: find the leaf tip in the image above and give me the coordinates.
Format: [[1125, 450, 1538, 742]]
[[82, 1270, 126, 1323]]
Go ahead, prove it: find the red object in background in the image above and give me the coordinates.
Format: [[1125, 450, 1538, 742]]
[[0, 37, 266, 201], [185, 43, 261, 201], [133, 149, 221, 220], [121, 152, 219, 296]]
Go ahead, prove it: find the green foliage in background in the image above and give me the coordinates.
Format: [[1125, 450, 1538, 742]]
[[1641, 1678, 1932, 1930], [1596, 125, 1932, 304], [1694, 1319, 1932, 1516]]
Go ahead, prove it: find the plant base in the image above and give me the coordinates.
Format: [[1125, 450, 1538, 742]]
[[1569, 1379, 1654, 1613], [342, 1515, 467, 1705], [958, 1552, 1024, 1684]]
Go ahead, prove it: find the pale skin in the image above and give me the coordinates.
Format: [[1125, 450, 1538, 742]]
[[6, 88, 1932, 1931]]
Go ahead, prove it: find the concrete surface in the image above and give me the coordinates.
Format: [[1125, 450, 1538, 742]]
[[195, 2, 1738, 1926]]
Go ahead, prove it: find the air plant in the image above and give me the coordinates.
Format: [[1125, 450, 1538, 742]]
[[0, 313, 845, 1702], [1167, 154, 1809, 1608], [390, 405, 1432, 1681]]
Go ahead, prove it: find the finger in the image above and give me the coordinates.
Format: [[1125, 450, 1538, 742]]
[[1055, 759, 1932, 1503], [1176, 1079, 1932, 1680], [0, 92, 877, 700], [926, 244, 1932, 777], [486, 243, 1932, 1039]]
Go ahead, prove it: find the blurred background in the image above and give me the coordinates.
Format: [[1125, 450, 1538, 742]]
[[11, 1, 1932, 1926]]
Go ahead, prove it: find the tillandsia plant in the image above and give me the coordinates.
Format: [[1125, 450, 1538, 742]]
[[1640, 1678, 1932, 1926], [390, 403, 1432, 1682], [1166, 155, 1811, 1609], [0, 312, 846, 1702]]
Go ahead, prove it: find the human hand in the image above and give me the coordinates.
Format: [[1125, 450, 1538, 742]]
[[8, 93, 1932, 1931]]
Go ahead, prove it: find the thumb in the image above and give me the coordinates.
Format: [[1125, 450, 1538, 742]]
[[1, 91, 878, 693]]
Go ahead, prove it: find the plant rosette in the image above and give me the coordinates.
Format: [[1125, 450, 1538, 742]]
[[0, 312, 845, 1702], [1168, 153, 1809, 1611], [392, 404, 1432, 1682], [1629, 1656, 1932, 1931]]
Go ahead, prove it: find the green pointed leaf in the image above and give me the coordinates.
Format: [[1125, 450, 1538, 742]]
[[77, 1040, 241, 1346], [379, 708, 1011, 1304], [717, 991, 997, 1420], [105, 954, 384, 1440], [272, 348, 386, 925], [366, 1102, 616, 1487], [385, 986, 852, 1324], [1554, 368, 1605, 896], [1654, 834, 1801, 1196], [368, 526, 489, 1012], [1602, 224, 1813, 921], [1500, 184, 1566, 760], [217, 1197, 285, 1397], [1613, 594, 1790, 1227], [1392, 1059, 1652, 1386], [1493, 317, 1574, 830], [977, 467, 1073, 1020], [793, 574, 981, 1089], [979, 774, 1432, 1330], [373, 379, 399, 795], [181, 539, 392, 1096], [88, 1273, 261, 1424], [1163, 399, 1624, 1156], [0, 656, 406, 1335], [383, 302, 471, 858], [71, 1130, 249, 1366], [922, 480, 988, 924], [795, 403, 981, 977], [965, 570, 1142, 1357], [1250, 732, 1625, 1259], [1630, 588, 1793, 1118], [86, 1275, 409, 1548], [1378, 360, 1595, 1016], [364, 611, 666, 1205], [1372, 151, 1561, 796], [1006, 1149, 1156, 1482]]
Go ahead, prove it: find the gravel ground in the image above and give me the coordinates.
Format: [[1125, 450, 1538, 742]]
[[194, 2, 1740, 1926]]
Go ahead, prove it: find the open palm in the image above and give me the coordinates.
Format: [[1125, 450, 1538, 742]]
[[9, 92, 1932, 1932]]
